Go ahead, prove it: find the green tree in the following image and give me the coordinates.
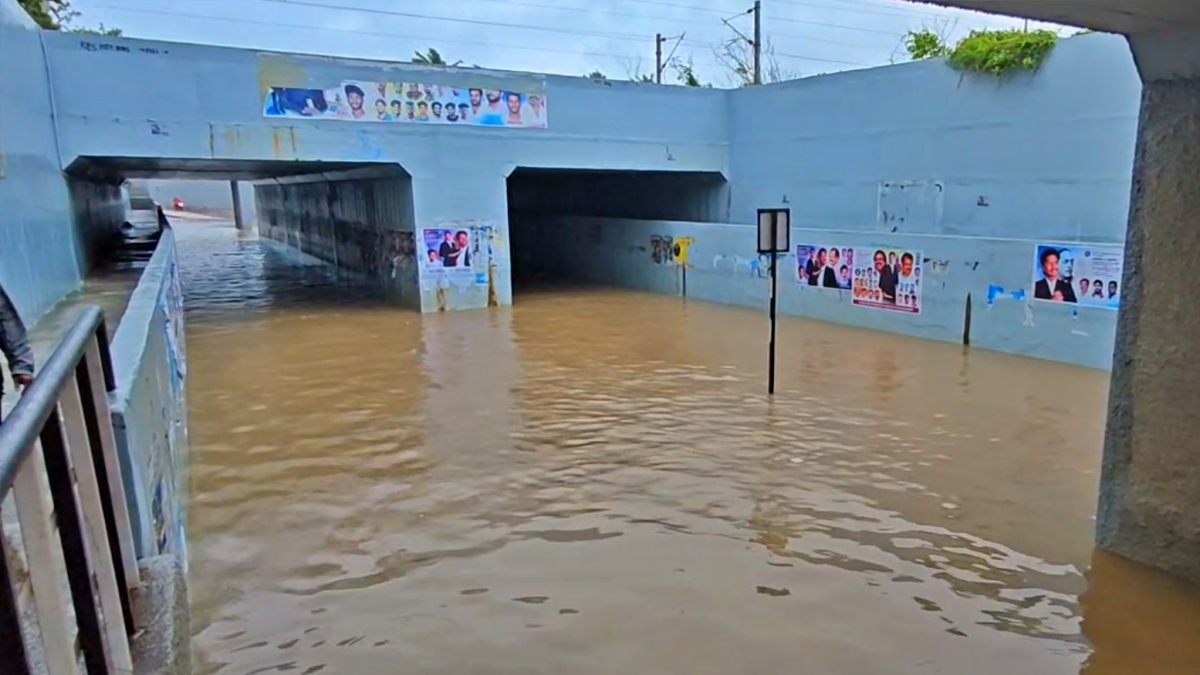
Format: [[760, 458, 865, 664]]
[[904, 29, 951, 60], [412, 47, 461, 67], [586, 70, 607, 80], [671, 58, 707, 87], [17, 0, 121, 35]]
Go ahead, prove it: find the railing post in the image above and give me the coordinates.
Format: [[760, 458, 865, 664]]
[[59, 369, 136, 658], [0, 511, 32, 675], [40, 408, 125, 675], [10, 444, 82, 675], [80, 336, 140, 597]]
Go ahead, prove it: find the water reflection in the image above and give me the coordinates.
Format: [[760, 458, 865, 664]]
[[179, 223, 1200, 675]]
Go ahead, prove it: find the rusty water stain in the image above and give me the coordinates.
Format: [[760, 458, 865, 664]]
[[208, 125, 215, 158], [272, 129, 283, 159], [435, 287, 447, 312], [487, 264, 499, 307], [289, 127, 298, 155]]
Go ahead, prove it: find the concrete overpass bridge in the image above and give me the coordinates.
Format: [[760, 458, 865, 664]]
[[908, 0, 1200, 605], [2, 0, 1199, 672]]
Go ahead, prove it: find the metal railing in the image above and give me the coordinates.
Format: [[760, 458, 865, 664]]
[[0, 306, 140, 675]]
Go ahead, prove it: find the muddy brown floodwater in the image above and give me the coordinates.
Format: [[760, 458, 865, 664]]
[[179, 223, 1200, 675]]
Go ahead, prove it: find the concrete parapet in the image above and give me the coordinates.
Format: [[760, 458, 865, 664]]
[[130, 554, 191, 675]]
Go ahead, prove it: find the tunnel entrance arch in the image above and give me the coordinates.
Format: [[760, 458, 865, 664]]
[[504, 168, 729, 295], [64, 157, 419, 308]]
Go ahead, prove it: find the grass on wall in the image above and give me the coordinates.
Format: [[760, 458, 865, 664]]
[[905, 27, 1060, 77], [948, 29, 1060, 76]]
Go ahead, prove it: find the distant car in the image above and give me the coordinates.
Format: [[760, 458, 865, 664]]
[[120, 195, 165, 241], [173, 197, 186, 210]]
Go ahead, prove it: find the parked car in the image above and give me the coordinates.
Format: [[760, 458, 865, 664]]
[[120, 195, 165, 241]]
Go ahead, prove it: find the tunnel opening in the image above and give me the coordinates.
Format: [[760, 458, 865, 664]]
[[505, 168, 729, 296], [64, 157, 420, 308]]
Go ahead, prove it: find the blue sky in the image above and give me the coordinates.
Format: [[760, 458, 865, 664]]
[[70, 0, 1073, 84]]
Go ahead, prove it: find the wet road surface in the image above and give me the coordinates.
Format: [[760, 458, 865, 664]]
[[178, 222, 1200, 675]]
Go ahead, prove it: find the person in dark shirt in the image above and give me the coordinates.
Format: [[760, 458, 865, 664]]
[[873, 249, 898, 303], [438, 232, 460, 267], [0, 283, 34, 419], [1034, 248, 1078, 302]]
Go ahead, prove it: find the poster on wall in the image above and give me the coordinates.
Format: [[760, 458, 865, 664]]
[[650, 235, 675, 265], [796, 244, 853, 289], [1031, 243, 1123, 310], [420, 225, 481, 286], [263, 80, 548, 128], [852, 247, 923, 314]]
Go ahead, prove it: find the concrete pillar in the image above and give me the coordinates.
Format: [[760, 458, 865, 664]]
[[1097, 32, 1200, 583], [230, 180, 245, 230]]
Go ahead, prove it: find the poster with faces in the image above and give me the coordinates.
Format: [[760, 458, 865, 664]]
[[852, 247, 923, 314]]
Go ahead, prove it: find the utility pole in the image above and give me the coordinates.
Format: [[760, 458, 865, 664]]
[[656, 33, 664, 84], [720, 5, 761, 86], [752, 0, 762, 85]]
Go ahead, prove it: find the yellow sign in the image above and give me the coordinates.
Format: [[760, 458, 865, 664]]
[[673, 237, 695, 265]]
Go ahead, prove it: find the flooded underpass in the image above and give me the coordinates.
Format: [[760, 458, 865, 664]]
[[177, 222, 1200, 675]]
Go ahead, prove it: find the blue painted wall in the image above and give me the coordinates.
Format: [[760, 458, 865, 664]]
[[2, 6, 1143, 367], [720, 32, 1141, 368], [0, 2, 86, 321]]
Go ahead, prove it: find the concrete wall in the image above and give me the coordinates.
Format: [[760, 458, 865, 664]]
[[109, 229, 188, 561], [68, 177, 126, 270], [39, 31, 728, 314], [723, 33, 1141, 369], [518, 214, 1122, 369], [0, 1, 84, 320], [255, 171, 420, 308]]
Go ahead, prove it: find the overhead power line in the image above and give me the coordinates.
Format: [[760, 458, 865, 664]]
[[86, 4, 726, 68]]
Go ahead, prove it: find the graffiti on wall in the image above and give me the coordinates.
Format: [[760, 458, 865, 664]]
[[1031, 243, 1122, 310], [388, 230, 416, 279], [150, 251, 188, 564], [650, 235, 675, 265], [854, 247, 924, 314], [796, 244, 854, 290], [263, 79, 549, 128]]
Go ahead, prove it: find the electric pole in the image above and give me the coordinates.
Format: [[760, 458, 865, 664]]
[[722, 4, 761, 86], [656, 33, 664, 84], [752, 0, 762, 85]]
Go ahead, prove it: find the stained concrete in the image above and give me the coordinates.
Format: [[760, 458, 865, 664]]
[[130, 554, 190, 675], [1097, 75, 1200, 583]]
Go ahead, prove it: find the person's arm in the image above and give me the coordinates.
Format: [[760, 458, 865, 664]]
[[0, 289, 34, 384]]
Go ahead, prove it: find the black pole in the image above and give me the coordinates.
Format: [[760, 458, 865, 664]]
[[681, 264, 687, 297], [768, 252, 778, 395]]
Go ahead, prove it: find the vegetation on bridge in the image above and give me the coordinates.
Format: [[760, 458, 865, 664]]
[[904, 26, 1060, 77], [18, 0, 121, 35]]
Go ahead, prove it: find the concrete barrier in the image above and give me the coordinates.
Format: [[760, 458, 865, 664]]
[[106, 228, 190, 673], [109, 227, 188, 562]]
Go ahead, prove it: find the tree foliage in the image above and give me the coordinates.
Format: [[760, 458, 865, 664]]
[[17, 0, 121, 34], [904, 29, 950, 60], [586, 70, 607, 80], [714, 36, 798, 87], [903, 26, 1059, 76], [671, 58, 707, 87], [412, 47, 462, 67]]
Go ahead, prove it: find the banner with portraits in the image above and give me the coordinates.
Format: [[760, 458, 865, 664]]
[[1031, 243, 1123, 310], [263, 79, 548, 129], [796, 244, 854, 290], [852, 247, 923, 314]]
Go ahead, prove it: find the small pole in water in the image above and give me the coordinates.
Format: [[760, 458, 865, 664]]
[[757, 208, 790, 395]]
